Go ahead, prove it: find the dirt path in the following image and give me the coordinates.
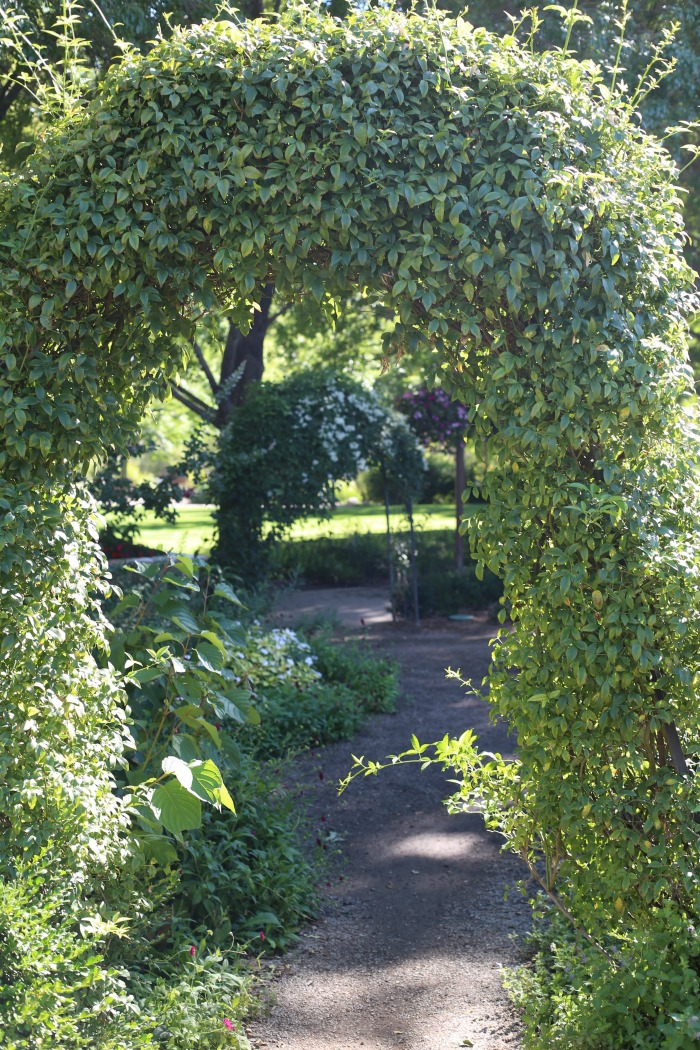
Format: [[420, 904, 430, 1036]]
[[247, 615, 529, 1050]]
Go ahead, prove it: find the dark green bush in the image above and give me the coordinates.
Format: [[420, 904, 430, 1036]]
[[172, 753, 317, 952], [309, 635, 399, 714], [273, 529, 503, 615], [271, 531, 389, 585], [238, 680, 365, 758], [392, 534, 503, 617], [422, 451, 456, 503]]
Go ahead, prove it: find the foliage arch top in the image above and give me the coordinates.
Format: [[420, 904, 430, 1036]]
[[1, 3, 699, 962]]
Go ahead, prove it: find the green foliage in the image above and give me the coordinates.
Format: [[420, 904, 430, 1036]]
[[237, 635, 398, 759], [211, 370, 424, 580], [92, 438, 181, 551], [1, 3, 699, 1044], [131, 947, 252, 1050], [422, 451, 458, 503], [173, 755, 317, 951], [106, 556, 249, 840], [272, 531, 390, 587], [504, 900, 700, 1050], [358, 448, 484, 504], [392, 536, 503, 618], [109, 567, 394, 952], [309, 632, 399, 714], [0, 853, 148, 1050], [273, 528, 503, 615]]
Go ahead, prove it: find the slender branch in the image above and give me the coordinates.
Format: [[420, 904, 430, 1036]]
[[169, 383, 215, 422], [191, 339, 219, 396], [267, 301, 293, 326]]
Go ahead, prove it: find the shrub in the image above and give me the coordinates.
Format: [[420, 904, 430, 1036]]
[[0, 854, 150, 1050], [210, 371, 386, 580], [504, 901, 700, 1050], [309, 633, 399, 715], [272, 529, 504, 615], [235, 634, 398, 759], [131, 948, 252, 1050], [172, 754, 317, 951], [271, 531, 390, 586]]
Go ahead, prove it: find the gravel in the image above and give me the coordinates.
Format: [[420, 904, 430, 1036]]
[[247, 614, 529, 1050]]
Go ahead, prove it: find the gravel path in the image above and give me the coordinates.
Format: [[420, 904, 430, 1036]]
[[247, 615, 529, 1050]]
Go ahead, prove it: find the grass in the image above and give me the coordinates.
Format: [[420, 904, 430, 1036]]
[[129, 504, 217, 554], [130, 502, 467, 554]]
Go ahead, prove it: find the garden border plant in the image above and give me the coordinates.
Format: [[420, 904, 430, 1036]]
[[2, 3, 700, 1043]]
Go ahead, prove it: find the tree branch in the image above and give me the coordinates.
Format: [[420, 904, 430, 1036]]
[[191, 339, 219, 396], [267, 301, 293, 327], [169, 383, 215, 422]]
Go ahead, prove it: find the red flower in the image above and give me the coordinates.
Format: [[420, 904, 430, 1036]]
[[260, 930, 265, 941], [189, 945, 196, 957]]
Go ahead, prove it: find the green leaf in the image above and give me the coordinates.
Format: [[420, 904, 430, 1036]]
[[162, 756, 234, 812], [151, 778, 202, 836]]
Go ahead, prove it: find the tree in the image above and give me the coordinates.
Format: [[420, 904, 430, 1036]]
[[396, 387, 471, 570]]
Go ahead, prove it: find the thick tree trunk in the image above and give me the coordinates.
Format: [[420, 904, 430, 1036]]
[[213, 282, 275, 428]]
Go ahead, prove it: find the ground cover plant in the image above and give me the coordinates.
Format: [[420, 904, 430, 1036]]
[[2, 3, 700, 1045]]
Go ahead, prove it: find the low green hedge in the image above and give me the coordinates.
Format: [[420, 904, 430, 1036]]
[[272, 529, 503, 615]]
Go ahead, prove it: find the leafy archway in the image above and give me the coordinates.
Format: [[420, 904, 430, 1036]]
[[1, 1, 698, 999]]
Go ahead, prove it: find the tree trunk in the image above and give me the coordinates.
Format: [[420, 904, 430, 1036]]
[[213, 283, 275, 428]]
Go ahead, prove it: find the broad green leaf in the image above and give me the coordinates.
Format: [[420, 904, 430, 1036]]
[[151, 778, 202, 836]]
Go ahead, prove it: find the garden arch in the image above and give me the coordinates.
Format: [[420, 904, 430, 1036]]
[[1, 5, 699, 954]]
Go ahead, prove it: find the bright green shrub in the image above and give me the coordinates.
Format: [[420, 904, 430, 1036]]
[[504, 902, 700, 1050], [0, 854, 151, 1050], [1, 4, 699, 1043]]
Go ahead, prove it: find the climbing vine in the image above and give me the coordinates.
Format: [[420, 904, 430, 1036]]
[[1, 3, 699, 1039]]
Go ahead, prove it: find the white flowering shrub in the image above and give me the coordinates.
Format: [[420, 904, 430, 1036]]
[[233, 623, 321, 692], [210, 370, 423, 579]]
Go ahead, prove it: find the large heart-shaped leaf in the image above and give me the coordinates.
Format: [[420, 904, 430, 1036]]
[[151, 778, 202, 836]]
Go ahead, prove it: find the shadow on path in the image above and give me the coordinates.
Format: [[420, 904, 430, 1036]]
[[247, 614, 528, 1050]]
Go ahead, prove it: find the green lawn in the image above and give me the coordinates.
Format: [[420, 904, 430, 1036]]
[[131, 502, 463, 554]]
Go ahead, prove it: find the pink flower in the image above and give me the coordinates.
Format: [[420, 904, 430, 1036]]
[[260, 930, 265, 941], [189, 945, 196, 957], [223, 1018, 234, 1031]]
